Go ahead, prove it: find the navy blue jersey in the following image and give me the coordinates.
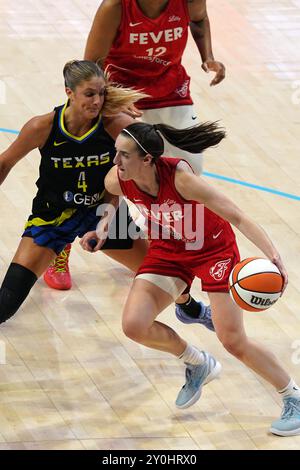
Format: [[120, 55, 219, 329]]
[[32, 102, 115, 220]]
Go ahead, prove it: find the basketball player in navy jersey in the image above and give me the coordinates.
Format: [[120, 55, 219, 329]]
[[0, 60, 148, 324], [81, 122, 300, 437]]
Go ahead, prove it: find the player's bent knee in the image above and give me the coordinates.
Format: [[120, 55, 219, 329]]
[[122, 322, 141, 341], [0, 263, 37, 324], [218, 334, 246, 358], [122, 317, 148, 342]]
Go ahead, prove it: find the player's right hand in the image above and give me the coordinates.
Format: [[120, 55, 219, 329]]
[[124, 104, 143, 118], [202, 60, 226, 86], [271, 254, 288, 294]]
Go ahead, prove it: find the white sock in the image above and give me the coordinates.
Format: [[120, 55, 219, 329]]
[[178, 344, 205, 365], [278, 379, 300, 399]]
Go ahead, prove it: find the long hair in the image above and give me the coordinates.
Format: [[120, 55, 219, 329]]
[[63, 60, 148, 116], [102, 71, 148, 116], [121, 121, 226, 159]]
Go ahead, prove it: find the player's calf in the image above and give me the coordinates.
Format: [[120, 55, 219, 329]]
[[0, 263, 37, 324]]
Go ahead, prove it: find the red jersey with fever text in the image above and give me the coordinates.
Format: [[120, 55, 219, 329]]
[[105, 0, 192, 109], [118, 158, 240, 292]]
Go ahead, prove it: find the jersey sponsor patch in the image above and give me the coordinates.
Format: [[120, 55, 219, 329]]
[[63, 190, 103, 206]]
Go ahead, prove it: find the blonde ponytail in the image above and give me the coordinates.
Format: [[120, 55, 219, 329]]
[[101, 71, 149, 116]]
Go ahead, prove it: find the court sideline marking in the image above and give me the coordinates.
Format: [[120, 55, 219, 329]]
[[0, 127, 299, 201]]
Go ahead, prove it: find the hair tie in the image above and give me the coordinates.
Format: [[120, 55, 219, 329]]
[[122, 128, 149, 153]]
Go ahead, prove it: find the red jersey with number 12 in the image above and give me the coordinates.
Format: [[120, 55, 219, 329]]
[[105, 0, 193, 109]]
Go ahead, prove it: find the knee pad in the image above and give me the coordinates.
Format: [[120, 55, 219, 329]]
[[0, 263, 37, 324]]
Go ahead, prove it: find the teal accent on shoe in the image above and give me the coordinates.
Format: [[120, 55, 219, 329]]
[[175, 302, 215, 332], [175, 352, 221, 409], [270, 396, 300, 436]]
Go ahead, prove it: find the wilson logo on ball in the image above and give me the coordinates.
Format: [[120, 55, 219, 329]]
[[250, 296, 278, 307], [228, 257, 284, 312]]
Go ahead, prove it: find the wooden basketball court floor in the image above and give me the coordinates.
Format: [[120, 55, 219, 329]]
[[0, 0, 300, 450]]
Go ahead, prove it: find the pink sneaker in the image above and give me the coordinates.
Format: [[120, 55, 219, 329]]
[[44, 244, 72, 290]]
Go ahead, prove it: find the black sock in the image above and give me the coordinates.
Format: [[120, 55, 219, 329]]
[[176, 295, 201, 319]]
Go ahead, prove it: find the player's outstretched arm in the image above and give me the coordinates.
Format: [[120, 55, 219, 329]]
[[0, 113, 53, 185], [188, 0, 225, 85], [175, 169, 288, 289]]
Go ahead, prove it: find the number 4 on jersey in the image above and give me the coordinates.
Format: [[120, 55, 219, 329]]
[[78, 171, 87, 192]]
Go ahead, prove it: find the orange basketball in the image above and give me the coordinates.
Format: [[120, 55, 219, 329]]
[[228, 257, 284, 312]]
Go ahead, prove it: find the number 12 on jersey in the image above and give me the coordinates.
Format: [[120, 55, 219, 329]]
[[78, 171, 87, 193], [146, 47, 166, 58]]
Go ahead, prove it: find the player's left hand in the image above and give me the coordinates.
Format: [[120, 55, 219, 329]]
[[271, 254, 288, 294], [80, 230, 106, 252], [202, 60, 225, 86]]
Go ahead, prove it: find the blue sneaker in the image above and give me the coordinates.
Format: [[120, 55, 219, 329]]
[[270, 396, 300, 436], [175, 352, 221, 409], [175, 302, 215, 332]]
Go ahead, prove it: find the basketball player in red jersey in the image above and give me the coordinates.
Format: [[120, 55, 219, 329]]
[[81, 122, 300, 436], [85, 0, 224, 175], [46, 1, 224, 324]]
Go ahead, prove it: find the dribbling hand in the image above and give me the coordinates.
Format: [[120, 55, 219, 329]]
[[80, 231, 106, 252], [271, 254, 288, 294]]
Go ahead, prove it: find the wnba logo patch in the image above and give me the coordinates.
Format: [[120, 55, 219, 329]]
[[210, 258, 231, 281]]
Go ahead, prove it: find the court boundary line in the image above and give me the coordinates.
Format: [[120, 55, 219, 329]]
[[1, 127, 299, 201]]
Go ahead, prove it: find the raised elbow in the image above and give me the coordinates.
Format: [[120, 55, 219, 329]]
[[230, 209, 243, 228]]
